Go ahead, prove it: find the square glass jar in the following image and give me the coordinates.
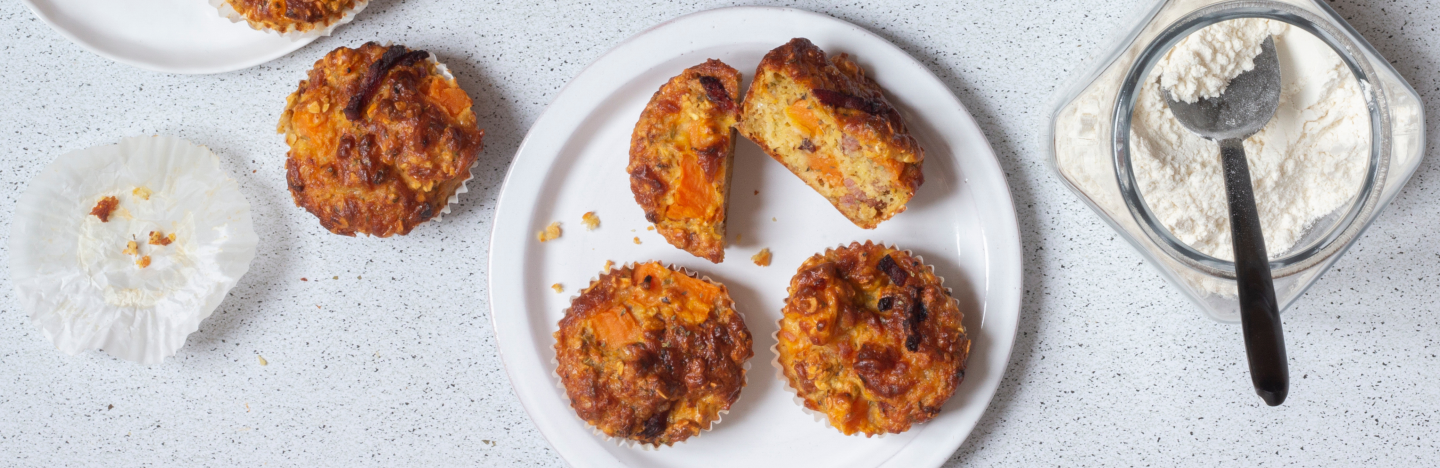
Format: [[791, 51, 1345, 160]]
[[1047, 0, 1425, 322]]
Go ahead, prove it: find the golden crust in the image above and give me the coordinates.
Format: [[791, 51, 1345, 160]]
[[554, 262, 753, 446], [738, 38, 924, 229], [225, 0, 359, 34], [777, 242, 969, 436], [628, 60, 742, 263], [279, 43, 484, 237]]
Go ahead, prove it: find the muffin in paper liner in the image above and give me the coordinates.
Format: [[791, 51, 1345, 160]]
[[551, 262, 753, 449], [209, 0, 368, 41], [8, 136, 258, 364], [773, 241, 970, 437], [280, 43, 483, 236]]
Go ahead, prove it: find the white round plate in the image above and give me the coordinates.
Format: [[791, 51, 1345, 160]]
[[488, 7, 1022, 468], [22, 0, 316, 74]]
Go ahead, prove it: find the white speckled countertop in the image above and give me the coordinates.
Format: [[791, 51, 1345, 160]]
[[2, 0, 1437, 466]]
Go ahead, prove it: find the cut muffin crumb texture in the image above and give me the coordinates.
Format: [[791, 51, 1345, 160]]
[[602, 260, 614, 272], [582, 212, 600, 230], [752, 248, 772, 267], [538, 222, 562, 242]]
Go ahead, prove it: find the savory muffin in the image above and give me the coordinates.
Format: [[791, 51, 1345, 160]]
[[776, 242, 969, 436], [738, 38, 924, 229], [279, 43, 484, 237], [554, 262, 753, 446], [628, 60, 742, 263], [219, 0, 364, 36]]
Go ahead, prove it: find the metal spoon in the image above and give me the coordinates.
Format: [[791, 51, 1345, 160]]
[[1164, 37, 1288, 406]]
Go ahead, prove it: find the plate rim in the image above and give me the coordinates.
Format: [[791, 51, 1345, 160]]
[[20, 0, 316, 75], [487, 6, 1024, 468]]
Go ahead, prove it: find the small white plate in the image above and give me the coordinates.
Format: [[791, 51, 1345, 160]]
[[488, 7, 1022, 468], [22, 0, 316, 74]]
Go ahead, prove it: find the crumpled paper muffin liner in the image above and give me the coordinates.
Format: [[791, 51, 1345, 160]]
[[772, 241, 962, 437], [9, 136, 258, 364], [550, 262, 752, 450], [209, 0, 368, 41]]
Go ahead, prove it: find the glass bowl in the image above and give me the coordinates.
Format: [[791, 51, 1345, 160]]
[[1047, 0, 1425, 322]]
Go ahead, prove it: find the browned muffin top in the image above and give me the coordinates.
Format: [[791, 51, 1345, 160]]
[[279, 43, 483, 237], [554, 262, 753, 446], [777, 242, 969, 436]]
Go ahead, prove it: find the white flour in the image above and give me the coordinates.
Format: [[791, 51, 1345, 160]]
[[1131, 19, 1370, 260]]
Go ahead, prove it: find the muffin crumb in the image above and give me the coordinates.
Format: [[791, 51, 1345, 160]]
[[581, 212, 600, 230], [633, 236, 642, 245], [646, 226, 654, 231], [136, 256, 151, 268], [551, 283, 564, 293], [132, 187, 152, 201], [751, 248, 772, 267], [537, 222, 562, 242], [148, 231, 175, 246], [90, 196, 120, 222], [257, 355, 268, 366], [123, 240, 140, 256]]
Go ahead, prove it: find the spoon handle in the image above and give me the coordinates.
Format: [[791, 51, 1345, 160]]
[[1219, 138, 1289, 406]]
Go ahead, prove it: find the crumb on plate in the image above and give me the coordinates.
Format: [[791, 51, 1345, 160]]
[[551, 283, 564, 293], [136, 256, 151, 268], [123, 240, 140, 256], [752, 248, 772, 267], [132, 187, 152, 201], [537, 222, 562, 242], [646, 226, 654, 231], [633, 236, 641, 245], [90, 196, 119, 222], [582, 212, 600, 230]]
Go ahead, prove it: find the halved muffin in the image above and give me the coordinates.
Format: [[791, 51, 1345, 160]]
[[628, 59, 742, 263], [554, 262, 753, 446], [279, 43, 484, 237], [738, 38, 924, 229], [776, 242, 969, 436]]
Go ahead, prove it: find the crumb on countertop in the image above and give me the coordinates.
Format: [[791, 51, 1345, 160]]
[[632, 236, 641, 244], [551, 283, 564, 293], [301, 277, 308, 281], [147, 231, 175, 246], [123, 240, 140, 256], [754, 190, 759, 195], [581, 212, 600, 230], [132, 187, 152, 201], [752, 248, 772, 267], [136, 256, 151, 268], [90, 196, 119, 222], [257, 355, 268, 366], [537, 222, 562, 242]]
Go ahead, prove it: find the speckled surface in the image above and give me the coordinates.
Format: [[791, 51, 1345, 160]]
[[1, 0, 1436, 466]]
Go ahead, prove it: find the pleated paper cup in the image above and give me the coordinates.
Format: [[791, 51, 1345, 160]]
[[550, 262, 752, 449], [210, 0, 369, 41], [9, 136, 258, 364]]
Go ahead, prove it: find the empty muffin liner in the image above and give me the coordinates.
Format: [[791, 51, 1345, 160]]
[[209, 0, 369, 40], [549, 262, 752, 450], [771, 241, 964, 438], [9, 136, 258, 364]]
